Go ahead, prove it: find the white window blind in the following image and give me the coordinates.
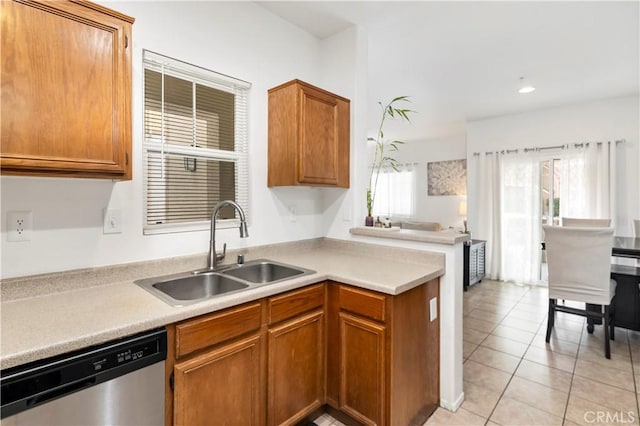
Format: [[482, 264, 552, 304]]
[[142, 50, 250, 234]]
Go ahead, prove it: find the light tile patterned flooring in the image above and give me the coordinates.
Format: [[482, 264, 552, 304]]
[[314, 413, 346, 426], [317, 279, 640, 425], [427, 279, 640, 426]]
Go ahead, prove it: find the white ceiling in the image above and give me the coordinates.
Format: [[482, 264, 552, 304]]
[[258, 1, 639, 141]]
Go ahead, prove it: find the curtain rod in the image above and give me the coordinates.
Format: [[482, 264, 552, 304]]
[[472, 139, 626, 156], [368, 162, 418, 169]]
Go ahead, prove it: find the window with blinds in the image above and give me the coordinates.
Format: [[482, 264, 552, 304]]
[[142, 50, 250, 234]]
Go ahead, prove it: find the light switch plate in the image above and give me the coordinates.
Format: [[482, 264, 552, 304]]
[[103, 209, 123, 234], [430, 297, 438, 322]]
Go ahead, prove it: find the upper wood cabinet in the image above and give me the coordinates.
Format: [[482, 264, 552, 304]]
[[1, 0, 134, 179], [268, 79, 350, 188]]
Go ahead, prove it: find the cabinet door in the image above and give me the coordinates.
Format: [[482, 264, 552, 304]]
[[339, 312, 386, 426], [469, 245, 478, 282], [173, 334, 263, 426], [268, 310, 325, 426], [1, 0, 133, 179], [298, 85, 341, 186], [477, 243, 486, 278]]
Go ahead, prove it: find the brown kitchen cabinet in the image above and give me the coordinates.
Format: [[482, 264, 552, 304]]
[[327, 280, 440, 426], [266, 284, 326, 425], [166, 279, 439, 426], [339, 311, 386, 424], [268, 79, 350, 188], [166, 286, 326, 426], [173, 334, 263, 426], [1, 0, 134, 179], [168, 302, 265, 426]]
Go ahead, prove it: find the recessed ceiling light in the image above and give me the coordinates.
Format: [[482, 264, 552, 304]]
[[518, 76, 536, 94]]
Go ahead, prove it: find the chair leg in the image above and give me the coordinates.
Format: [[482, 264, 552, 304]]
[[604, 305, 611, 359], [546, 299, 555, 342], [610, 302, 615, 341]]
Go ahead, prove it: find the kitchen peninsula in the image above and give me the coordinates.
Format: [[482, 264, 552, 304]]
[[1, 238, 448, 425]]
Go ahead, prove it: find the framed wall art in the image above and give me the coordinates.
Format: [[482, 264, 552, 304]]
[[427, 159, 467, 196]]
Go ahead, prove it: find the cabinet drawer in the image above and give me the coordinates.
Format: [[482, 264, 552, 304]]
[[339, 286, 386, 322], [176, 302, 262, 358], [268, 284, 324, 325]]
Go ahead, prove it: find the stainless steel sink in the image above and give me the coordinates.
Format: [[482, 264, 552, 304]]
[[135, 272, 249, 306], [221, 259, 314, 284], [154, 274, 249, 300], [135, 259, 315, 306]]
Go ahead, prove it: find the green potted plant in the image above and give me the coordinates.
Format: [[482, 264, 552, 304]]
[[366, 96, 414, 226]]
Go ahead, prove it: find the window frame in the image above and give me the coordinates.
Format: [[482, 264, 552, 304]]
[[141, 50, 251, 235]]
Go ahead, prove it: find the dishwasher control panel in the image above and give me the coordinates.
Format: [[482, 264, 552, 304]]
[[92, 340, 159, 372]]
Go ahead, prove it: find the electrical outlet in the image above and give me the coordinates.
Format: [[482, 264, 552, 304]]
[[103, 209, 123, 234], [288, 205, 297, 223], [430, 297, 438, 322], [7, 211, 33, 242]]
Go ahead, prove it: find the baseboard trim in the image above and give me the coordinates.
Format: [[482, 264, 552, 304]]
[[440, 391, 465, 412]]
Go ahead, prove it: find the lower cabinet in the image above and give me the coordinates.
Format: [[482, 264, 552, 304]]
[[339, 312, 386, 425], [328, 280, 440, 426], [463, 239, 486, 291], [173, 334, 263, 426], [268, 310, 325, 425], [168, 302, 265, 426], [166, 279, 439, 426]]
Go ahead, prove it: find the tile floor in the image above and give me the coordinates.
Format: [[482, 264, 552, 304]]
[[314, 413, 346, 426], [427, 279, 640, 425], [317, 279, 640, 425]]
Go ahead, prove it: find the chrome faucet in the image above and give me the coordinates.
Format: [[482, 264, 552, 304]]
[[206, 200, 249, 271]]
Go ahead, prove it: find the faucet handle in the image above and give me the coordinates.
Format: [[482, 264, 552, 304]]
[[216, 243, 227, 261]]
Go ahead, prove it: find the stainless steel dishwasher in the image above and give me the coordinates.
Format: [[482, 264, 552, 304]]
[[1, 327, 167, 426]]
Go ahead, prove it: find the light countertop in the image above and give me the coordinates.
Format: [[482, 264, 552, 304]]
[[0, 238, 444, 369], [350, 226, 470, 245]]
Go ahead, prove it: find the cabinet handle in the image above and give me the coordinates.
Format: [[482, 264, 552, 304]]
[[169, 371, 174, 392], [125, 152, 129, 165], [125, 35, 129, 48]]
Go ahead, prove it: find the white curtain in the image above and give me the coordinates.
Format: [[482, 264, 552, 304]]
[[474, 154, 501, 279], [474, 141, 620, 285], [372, 164, 416, 218], [499, 153, 542, 284], [559, 142, 617, 224]]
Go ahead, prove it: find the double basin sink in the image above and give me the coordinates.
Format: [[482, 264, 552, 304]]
[[135, 259, 316, 306]]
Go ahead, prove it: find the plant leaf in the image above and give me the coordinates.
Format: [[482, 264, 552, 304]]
[[391, 95, 410, 103]]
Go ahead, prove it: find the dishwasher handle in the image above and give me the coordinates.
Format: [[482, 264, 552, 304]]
[[27, 377, 97, 407]]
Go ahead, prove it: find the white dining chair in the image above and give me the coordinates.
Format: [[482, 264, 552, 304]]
[[543, 225, 616, 358], [562, 217, 611, 227]]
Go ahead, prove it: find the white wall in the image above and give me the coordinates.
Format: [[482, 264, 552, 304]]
[[0, 1, 351, 279], [467, 95, 640, 239], [319, 25, 369, 239]]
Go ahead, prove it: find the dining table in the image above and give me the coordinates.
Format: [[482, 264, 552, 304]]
[[588, 236, 640, 333], [611, 236, 640, 259]]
